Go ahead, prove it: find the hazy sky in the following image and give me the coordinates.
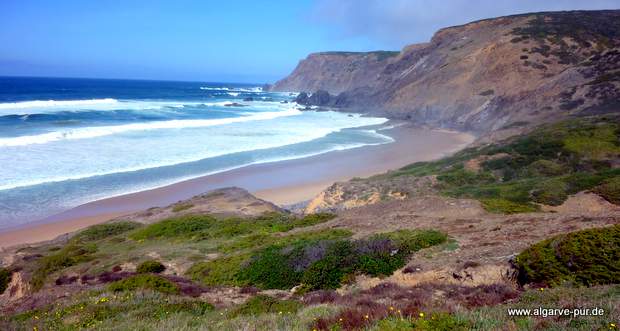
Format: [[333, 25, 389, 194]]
[[1, 0, 619, 83]]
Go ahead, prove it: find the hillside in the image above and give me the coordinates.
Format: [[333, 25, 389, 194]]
[[1, 116, 619, 330], [270, 10, 620, 140]]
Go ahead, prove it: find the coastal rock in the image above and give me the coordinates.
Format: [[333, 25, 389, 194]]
[[294, 90, 335, 107], [270, 10, 620, 140], [224, 102, 247, 107]]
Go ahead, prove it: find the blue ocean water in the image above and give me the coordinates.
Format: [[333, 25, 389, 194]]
[[0, 77, 392, 228]]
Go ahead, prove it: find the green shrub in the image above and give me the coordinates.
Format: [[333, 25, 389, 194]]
[[301, 241, 358, 291], [527, 160, 565, 176], [171, 202, 194, 212], [356, 254, 404, 277], [237, 246, 302, 289], [73, 222, 141, 242], [136, 260, 166, 274], [593, 176, 620, 204], [531, 179, 569, 205], [514, 225, 620, 286], [228, 295, 302, 317], [130, 215, 216, 240], [480, 198, 538, 214], [0, 267, 12, 294], [108, 274, 179, 294], [381, 229, 448, 252], [186, 254, 250, 286], [31, 242, 97, 290]]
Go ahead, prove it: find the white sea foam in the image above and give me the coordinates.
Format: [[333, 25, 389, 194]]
[[0, 98, 118, 110], [0, 113, 391, 192], [0, 108, 303, 147], [0, 98, 263, 115], [200, 86, 262, 92]]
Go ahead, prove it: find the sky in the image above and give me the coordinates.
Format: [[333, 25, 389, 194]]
[[1, 0, 619, 83]]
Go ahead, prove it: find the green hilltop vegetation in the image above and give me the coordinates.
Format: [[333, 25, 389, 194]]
[[379, 116, 620, 214]]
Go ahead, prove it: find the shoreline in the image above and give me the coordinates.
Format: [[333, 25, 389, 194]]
[[0, 124, 474, 249]]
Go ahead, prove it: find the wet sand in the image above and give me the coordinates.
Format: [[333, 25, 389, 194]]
[[0, 124, 474, 249]]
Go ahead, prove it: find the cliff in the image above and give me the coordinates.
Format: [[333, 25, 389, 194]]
[[270, 10, 620, 139]]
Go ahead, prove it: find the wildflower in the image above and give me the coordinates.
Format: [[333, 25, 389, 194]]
[[539, 287, 544, 291], [339, 318, 343, 322], [364, 314, 369, 319], [419, 312, 424, 318], [279, 311, 283, 315], [389, 306, 394, 311]]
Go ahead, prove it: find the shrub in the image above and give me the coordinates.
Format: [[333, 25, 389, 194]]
[[31, 242, 97, 290], [301, 241, 358, 291], [73, 221, 141, 242], [171, 202, 194, 212], [514, 225, 620, 286], [531, 179, 569, 205], [480, 198, 538, 214], [108, 274, 179, 294], [130, 215, 216, 240], [0, 267, 12, 294], [527, 160, 565, 176], [228, 295, 302, 317], [237, 246, 302, 289], [136, 260, 166, 274], [186, 254, 249, 286], [237, 230, 447, 291], [593, 176, 620, 204]]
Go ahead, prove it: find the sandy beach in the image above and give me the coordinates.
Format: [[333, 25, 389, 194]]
[[0, 124, 474, 249]]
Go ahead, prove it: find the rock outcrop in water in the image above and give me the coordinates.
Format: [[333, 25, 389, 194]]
[[271, 10, 620, 141]]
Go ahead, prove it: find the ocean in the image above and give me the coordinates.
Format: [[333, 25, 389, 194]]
[[0, 77, 392, 229]]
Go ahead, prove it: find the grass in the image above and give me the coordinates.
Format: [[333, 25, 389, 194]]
[[72, 221, 141, 242], [31, 242, 97, 290], [382, 116, 620, 213], [228, 295, 302, 318], [136, 260, 166, 274], [108, 274, 179, 294], [130, 212, 336, 241], [514, 225, 620, 287], [171, 202, 194, 213]]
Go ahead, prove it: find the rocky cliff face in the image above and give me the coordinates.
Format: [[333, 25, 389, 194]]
[[270, 10, 620, 139], [270, 51, 400, 95]]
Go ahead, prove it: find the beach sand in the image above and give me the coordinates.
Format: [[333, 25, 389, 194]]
[[0, 124, 474, 249]]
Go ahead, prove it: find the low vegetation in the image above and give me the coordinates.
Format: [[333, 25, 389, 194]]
[[31, 242, 97, 290], [136, 260, 166, 274], [228, 295, 302, 318], [72, 221, 141, 242], [0, 267, 11, 294], [108, 274, 179, 294], [514, 225, 620, 287], [236, 229, 446, 291], [384, 116, 620, 213]]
